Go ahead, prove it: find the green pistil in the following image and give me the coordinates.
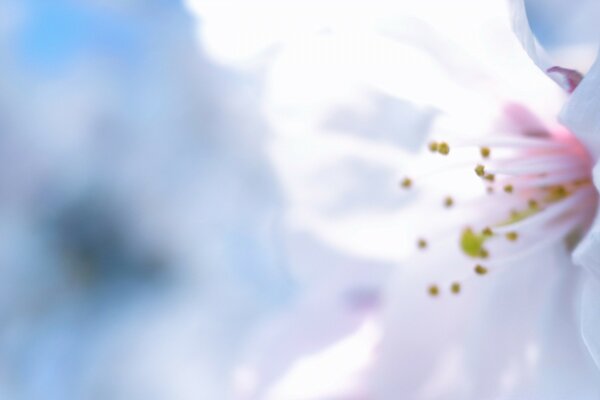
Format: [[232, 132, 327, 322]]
[[460, 227, 491, 258]]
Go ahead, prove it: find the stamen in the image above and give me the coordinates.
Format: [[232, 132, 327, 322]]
[[475, 164, 485, 177], [505, 231, 518, 241], [450, 282, 461, 294], [416, 129, 594, 303], [444, 196, 454, 208], [528, 199, 539, 209], [487, 163, 583, 177], [544, 185, 568, 202], [502, 170, 591, 189], [485, 209, 594, 267], [474, 265, 488, 275], [484, 173, 495, 182], [494, 187, 594, 234], [400, 177, 412, 189], [467, 137, 573, 150], [428, 285, 440, 297], [438, 142, 450, 155], [480, 147, 491, 158]]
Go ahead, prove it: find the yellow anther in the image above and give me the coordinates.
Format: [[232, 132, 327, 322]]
[[545, 185, 569, 202], [444, 196, 454, 208], [482, 227, 493, 236], [506, 231, 518, 241], [475, 164, 485, 177], [428, 285, 440, 297], [528, 199, 539, 209], [479, 248, 490, 258], [484, 173, 495, 182], [438, 142, 450, 155], [450, 282, 461, 294], [417, 238, 428, 249], [474, 264, 488, 275], [503, 184, 513, 193], [428, 141, 439, 152], [480, 147, 491, 158], [573, 178, 591, 186], [400, 177, 412, 189]]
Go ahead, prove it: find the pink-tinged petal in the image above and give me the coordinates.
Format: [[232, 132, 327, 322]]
[[547, 66, 584, 93], [560, 58, 600, 161]]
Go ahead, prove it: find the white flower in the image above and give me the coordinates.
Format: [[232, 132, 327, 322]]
[[190, 0, 600, 399]]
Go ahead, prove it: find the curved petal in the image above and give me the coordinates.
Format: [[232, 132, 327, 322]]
[[560, 57, 600, 161], [573, 222, 600, 281], [581, 275, 600, 371], [523, 264, 600, 400], [509, 1, 551, 72], [509, 0, 590, 93]]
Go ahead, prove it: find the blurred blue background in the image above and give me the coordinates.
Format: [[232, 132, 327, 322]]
[[0, 1, 293, 399]]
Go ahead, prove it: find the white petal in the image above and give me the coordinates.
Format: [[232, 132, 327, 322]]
[[560, 58, 600, 161], [236, 288, 379, 399], [521, 264, 600, 400], [376, 0, 564, 124], [509, 1, 551, 72], [235, 234, 389, 399], [573, 162, 600, 276], [461, 249, 557, 398], [509, 0, 592, 93], [374, 237, 585, 399], [581, 275, 600, 371], [574, 227, 600, 281]]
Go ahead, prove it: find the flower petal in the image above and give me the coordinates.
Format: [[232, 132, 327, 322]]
[[509, 0, 590, 93], [573, 161, 600, 279], [560, 57, 600, 161], [509, 1, 552, 71], [525, 264, 600, 400], [235, 234, 389, 399], [581, 275, 600, 371]]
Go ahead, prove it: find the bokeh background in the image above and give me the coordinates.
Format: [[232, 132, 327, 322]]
[[0, 1, 598, 399]]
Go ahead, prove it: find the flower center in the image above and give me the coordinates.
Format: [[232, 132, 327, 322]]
[[401, 127, 597, 297]]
